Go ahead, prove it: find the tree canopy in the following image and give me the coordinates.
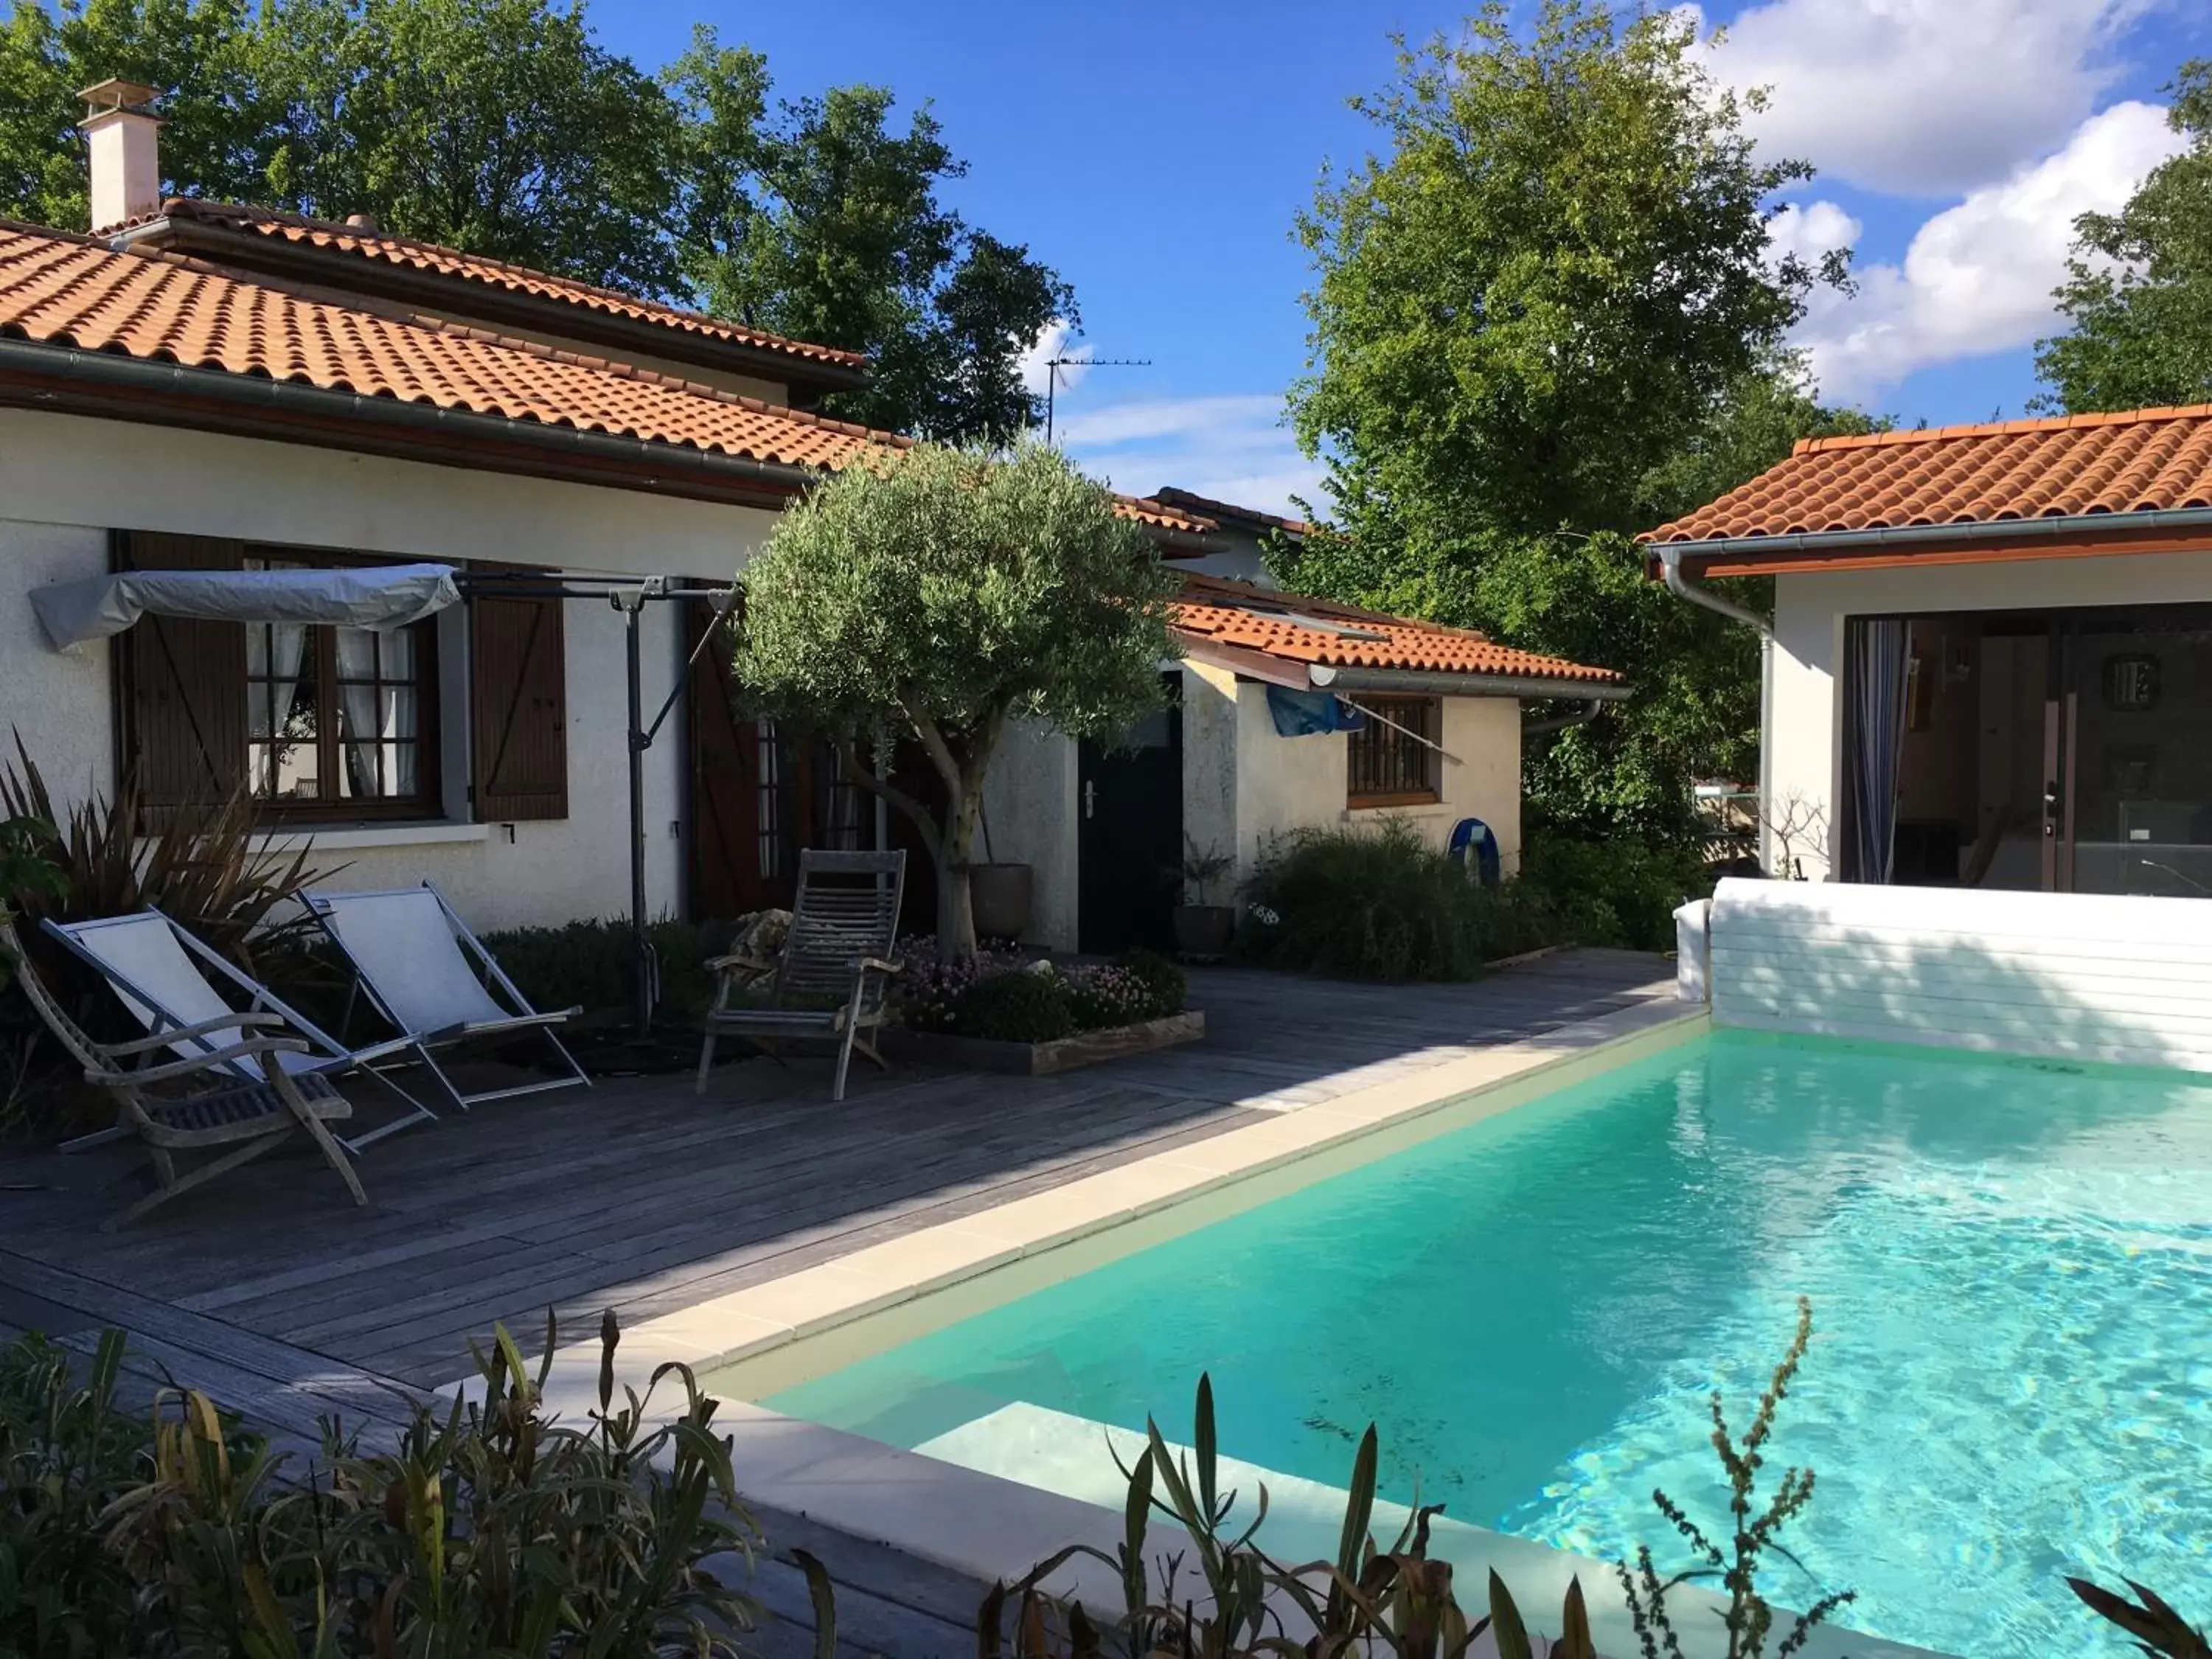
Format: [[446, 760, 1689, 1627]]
[[1284, 1, 1866, 846], [2035, 60, 2212, 413], [734, 445, 1178, 958], [0, 0, 1072, 441]]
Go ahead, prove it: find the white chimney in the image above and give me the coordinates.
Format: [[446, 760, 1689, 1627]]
[[78, 79, 164, 232]]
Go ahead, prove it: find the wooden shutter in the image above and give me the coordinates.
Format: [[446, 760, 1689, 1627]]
[[469, 587, 568, 821], [114, 530, 246, 813]]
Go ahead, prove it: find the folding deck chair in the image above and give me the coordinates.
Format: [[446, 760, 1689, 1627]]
[[696, 849, 906, 1102], [305, 882, 588, 1113], [41, 909, 432, 1155], [1, 923, 366, 1229]]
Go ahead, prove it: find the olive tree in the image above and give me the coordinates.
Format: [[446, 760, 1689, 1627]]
[[734, 442, 1179, 959]]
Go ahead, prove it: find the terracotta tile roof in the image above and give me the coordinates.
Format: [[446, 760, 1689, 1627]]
[[1172, 574, 1621, 685], [0, 220, 1217, 535], [1644, 406, 2212, 544], [1150, 486, 1310, 538], [155, 198, 869, 372], [0, 220, 894, 470]]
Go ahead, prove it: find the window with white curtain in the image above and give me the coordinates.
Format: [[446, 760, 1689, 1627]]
[[243, 554, 439, 817]]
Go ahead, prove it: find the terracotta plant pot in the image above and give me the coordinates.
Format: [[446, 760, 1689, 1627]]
[[969, 863, 1034, 942], [1173, 902, 1236, 959]]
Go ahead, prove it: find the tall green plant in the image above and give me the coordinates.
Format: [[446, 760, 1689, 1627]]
[[2070, 1577, 2212, 1658], [0, 743, 326, 970], [984, 1372, 1602, 1659], [0, 1329, 164, 1657], [1617, 1298, 1851, 1659], [103, 1311, 765, 1657]]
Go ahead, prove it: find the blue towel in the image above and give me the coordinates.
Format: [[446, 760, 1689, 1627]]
[[1267, 685, 1366, 737]]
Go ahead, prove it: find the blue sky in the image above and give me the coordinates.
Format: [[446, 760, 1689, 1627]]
[[599, 2, 2212, 516]]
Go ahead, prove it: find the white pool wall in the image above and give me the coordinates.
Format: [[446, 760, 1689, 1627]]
[[1709, 877, 2212, 1071]]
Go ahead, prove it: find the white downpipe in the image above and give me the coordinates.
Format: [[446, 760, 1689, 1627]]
[[1658, 546, 1775, 870]]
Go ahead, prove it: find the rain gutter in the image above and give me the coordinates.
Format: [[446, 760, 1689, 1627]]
[[1647, 506, 2212, 567], [1314, 665, 1632, 702], [0, 337, 819, 507]]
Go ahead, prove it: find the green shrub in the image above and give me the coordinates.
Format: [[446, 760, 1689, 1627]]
[[953, 968, 1076, 1042], [1239, 819, 1523, 981], [1237, 819, 1709, 982], [0, 1328, 259, 1658], [1062, 964, 1158, 1030], [1114, 947, 1187, 1018], [1516, 829, 1711, 953], [481, 916, 735, 1023], [1, 1316, 766, 1658]]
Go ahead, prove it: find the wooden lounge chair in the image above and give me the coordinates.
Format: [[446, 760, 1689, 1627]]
[[44, 909, 434, 1152], [696, 849, 905, 1102], [1, 922, 366, 1230], [305, 882, 588, 1116]]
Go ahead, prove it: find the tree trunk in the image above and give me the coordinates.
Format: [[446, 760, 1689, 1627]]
[[933, 765, 987, 961], [935, 848, 975, 961]]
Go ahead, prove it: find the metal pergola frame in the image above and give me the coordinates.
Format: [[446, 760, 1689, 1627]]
[[457, 571, 740, 1038]]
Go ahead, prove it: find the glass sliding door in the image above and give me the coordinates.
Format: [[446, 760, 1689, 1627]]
[[1864, 603, 2212, 894], [2060, 608, 2212, 896]]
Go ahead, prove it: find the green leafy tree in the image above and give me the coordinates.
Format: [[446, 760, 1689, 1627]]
[[254, 0, 685, 294], [0, 0, 271, 231], [2036, 60, 2212, 412], [2, 4, 1076, 439], [734, 445, 1177, 959], [1286, 1, 1855, 844], [672, 53, 1076, 441]]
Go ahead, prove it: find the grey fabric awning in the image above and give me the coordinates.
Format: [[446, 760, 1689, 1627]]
[[31, 563, 462, 651]]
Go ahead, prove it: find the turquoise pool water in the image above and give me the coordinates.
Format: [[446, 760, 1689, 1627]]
[[765, 1032, 2212, 1658]]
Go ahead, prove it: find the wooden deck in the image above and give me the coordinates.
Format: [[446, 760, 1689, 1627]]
[[0, 950, 1667, 1401], [0, 947, 1669, 1654]]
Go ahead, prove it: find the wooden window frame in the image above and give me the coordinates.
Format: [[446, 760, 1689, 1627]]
[[1346, 695, 1444, 808], [243, 549, 445, 824]]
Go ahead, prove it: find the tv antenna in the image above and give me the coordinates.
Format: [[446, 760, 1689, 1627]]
[[1043, 353, 1150, 445]]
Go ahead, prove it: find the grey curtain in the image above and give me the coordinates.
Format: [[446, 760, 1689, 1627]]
[[1847, 618, 1911, 883]]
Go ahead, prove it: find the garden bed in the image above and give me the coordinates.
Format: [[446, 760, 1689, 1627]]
[[885, 1009, 1204, 1075]]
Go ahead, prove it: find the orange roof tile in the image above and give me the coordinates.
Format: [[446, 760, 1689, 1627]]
[[1150, 486, 1311, 538], [1173, 575, 1620, 685], [0, 220, 894, 472], [1644, 406, 2212, 544], [157, 198, 869, 372], [0, 220, 1220, 541]]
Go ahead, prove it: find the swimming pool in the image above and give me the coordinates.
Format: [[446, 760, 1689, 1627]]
[[762, 1030, 2212, 1659]]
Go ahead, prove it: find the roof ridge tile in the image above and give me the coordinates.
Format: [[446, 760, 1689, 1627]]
[[157, 197, 869, 369]]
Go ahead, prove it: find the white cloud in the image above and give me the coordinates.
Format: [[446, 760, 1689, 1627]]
[[1766, 199, 1860, 269], [1691, 0, 2159, 196], [1055, 393, 1324, 519], [1783, 100, 2185, 403], [1018, 317, 1088, 400]]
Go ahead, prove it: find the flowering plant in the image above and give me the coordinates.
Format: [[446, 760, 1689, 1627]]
[[894, 939, 1182, 1037], [1063, 964, 1157, 1029], [895, 935, 1029, 1032]]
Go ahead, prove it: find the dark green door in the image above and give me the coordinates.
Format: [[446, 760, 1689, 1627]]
[[1078, 678, 1183, 954]]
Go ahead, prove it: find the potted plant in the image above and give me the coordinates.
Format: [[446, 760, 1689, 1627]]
[[968, 860, 1033, 942], [1172, 836, 1237, 959]]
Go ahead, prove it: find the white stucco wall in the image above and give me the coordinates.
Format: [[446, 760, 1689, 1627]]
[[1180, 663, 1241, 880], [1217, 675, 1526, 880], [1769, 546, 2212, 880], [0, 411, 785, 933], [978, 717, 1079, 950]]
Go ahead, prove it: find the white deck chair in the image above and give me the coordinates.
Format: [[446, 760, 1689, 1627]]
[[305, 883, 588, 1112], [44, 910, 435, 1152]]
